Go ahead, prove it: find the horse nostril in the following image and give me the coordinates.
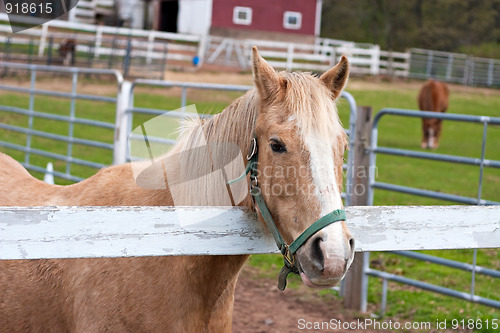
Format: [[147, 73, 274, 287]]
[[310, 236, 325, 272], [349, 237, 355, 250], [348, 237, 355, 259]]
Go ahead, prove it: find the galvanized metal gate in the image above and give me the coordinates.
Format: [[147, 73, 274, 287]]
[[0, 62, 123, 182], [363, 109, 500, 314]]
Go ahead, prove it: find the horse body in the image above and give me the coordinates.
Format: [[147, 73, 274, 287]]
[[0, 48, 354, 332], [1, 152, 244, 332], [418, 79, 449, 149], [1, 256, 243, 332]]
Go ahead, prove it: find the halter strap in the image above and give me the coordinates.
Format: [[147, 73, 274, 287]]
[[288, 209, 346, 255], [227, 137, 346, 290]]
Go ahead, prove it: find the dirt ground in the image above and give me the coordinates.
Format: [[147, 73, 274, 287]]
[[232, 265, 382, 333], [232, 265, 470, 333]]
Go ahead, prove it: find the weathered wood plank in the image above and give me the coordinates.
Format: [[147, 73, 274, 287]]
[[349, 205, 500, 251], [0, 206, 499, 260], [0, 206, 277, 260]]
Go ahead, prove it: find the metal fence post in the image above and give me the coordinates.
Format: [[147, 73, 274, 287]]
[[124, 37, 132, 77], [28, 38, 34, 64], [343, 106, 373, 311], [113, 81, 133, 165], [463, 56, 472, 86], [47, 36, 54, 66], [446, 54, 453, 81], [3, 37, 11, 64], [487, 59, 494, 87], [425, 50, 433, 77], [468, 57, 475, 86], [109, 38, 117, 69], [87, 41, 94, 71]]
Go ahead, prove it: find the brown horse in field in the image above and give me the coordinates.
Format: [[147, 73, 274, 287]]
[[59, 38, 76, 66], [418, 79, 449, 149], [0, 48, 354, 332]]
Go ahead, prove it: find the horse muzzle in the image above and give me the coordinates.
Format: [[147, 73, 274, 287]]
[[295, 222, 355, 288]]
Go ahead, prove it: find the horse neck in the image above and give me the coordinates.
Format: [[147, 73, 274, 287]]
[[164, 91, 259, 307], [144, 96, 261, 327]]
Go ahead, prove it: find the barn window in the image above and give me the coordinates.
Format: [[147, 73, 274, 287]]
[[283, 11, 302, 30], [233, 6, 252, 25]]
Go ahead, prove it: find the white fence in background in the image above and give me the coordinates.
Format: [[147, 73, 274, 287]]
[[3, 17, 500, 85], [69, 0, 115, 24], [316, 38, 410, 76], [204, 36, 410, 76], [0, 13, 203, 67], [0, 18, 408, 75], [1, 205, 499, 260], [245, 38, 337, 72]]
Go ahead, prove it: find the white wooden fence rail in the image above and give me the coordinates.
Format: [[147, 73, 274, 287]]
[[0, 13, 202, 65], [1, 206, 499, 260]]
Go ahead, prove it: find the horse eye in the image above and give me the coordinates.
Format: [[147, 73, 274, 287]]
[[270, 140, 287, 153]]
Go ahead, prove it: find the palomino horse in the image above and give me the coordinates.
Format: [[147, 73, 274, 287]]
[[0, 48, 354, 332], [418, 79, 449, 149]]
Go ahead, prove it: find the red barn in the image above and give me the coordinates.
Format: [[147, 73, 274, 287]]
[[209, 0, 323, 42], [152, 0, 322, 43]]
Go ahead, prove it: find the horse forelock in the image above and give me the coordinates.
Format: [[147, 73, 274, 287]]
[[280, 72, 345, 147]]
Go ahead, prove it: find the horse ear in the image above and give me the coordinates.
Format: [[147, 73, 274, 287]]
[[320, 55, 349, 100], [252, 46, 281, 101]]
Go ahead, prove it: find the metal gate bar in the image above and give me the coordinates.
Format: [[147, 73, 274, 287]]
[[366, 268, 500, 311]]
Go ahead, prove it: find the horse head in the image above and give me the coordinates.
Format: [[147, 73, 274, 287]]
[[251, 47, 355, 288]]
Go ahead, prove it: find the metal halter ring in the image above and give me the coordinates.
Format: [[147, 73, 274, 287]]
[[247, 137, 257, 160]]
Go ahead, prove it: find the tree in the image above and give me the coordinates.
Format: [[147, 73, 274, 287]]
[[321, 0, 500, 54]]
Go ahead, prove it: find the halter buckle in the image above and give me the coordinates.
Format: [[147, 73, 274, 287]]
[[250, 174, 258, 187], [282, 244, 295, 267]]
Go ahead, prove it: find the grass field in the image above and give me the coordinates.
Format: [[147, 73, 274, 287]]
[[0, 74, 499, 331], [343, 80, 500, 331]]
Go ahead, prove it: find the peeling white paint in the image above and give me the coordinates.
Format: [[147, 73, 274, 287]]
[[0, 206, 499, 260]]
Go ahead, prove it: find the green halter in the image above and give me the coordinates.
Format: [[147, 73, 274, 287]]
[[228, 138, 346, 290]]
